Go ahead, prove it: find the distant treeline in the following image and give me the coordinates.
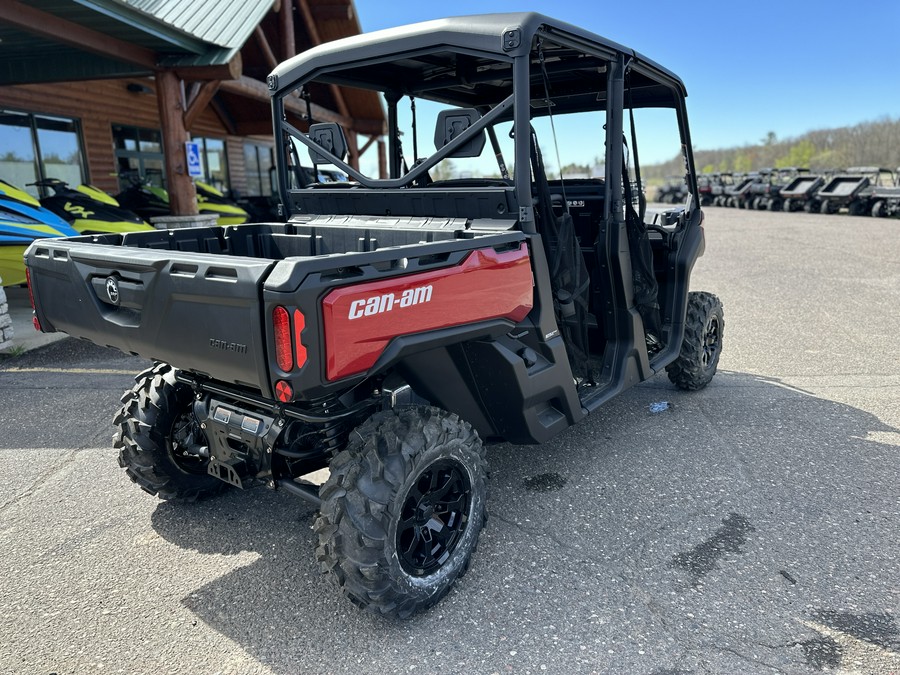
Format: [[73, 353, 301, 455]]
[[644, 116, 900, 180]]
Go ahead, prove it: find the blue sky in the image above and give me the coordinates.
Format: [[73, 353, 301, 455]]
[[354, 0, 900, 165]]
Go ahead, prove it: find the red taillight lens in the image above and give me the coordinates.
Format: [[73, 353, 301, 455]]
[[293, 309, 307, 369], [273, 306, 293, 371]]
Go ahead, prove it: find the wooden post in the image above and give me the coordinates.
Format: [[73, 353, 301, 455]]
[[155, 70, 198, 215], [377, 140, 387, 179], [280, 0, 296, 60], [346, 130, 359, 171]]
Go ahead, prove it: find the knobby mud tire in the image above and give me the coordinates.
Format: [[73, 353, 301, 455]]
[[114, 363, 225, 501], [666, 291, 724, 391], [314, 406, 488, 619]]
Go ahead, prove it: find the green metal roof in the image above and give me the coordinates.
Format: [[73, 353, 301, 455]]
[[0, 0, 274, 85], [114, 0, 274, 50]]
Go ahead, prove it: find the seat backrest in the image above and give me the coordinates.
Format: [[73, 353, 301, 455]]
[[433, 109, 485, 158], [308, 123, 348, 165]]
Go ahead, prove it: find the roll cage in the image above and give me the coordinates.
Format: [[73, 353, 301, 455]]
[[267, 12, 700, 234]]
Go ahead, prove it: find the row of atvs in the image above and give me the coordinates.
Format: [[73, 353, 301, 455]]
[[0, 177, 248, 286]]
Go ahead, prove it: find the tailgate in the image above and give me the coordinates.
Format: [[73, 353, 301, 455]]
[[26, 239, 275, 391]]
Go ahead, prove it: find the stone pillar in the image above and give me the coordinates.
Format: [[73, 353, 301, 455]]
[[0, 281, 13, 351]]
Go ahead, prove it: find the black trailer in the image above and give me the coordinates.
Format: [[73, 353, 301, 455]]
[[724, 173, 757, 208], [751, 167, 808, 211], [816, 167, 890, 215], [710, 172, 735, 207], [780, 172, 827, 212], [853, 168, 899, 217]]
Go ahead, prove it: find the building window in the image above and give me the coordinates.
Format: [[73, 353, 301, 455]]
[[0, 110, 85, 197], [113, 124, 165, 189], [194, 137, 229, 192], [243, 142, 274, 196]]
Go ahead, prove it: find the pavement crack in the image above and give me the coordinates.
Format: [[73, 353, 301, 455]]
[[712, 645, 792, 674], [490, 511, 593, 561], [0, 449, 80, 513]]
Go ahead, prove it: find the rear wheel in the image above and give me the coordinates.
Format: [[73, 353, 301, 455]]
[[871, 200, 886, 218], [667, 292, 724, 391], [848, 200, 866, 216], [783, 198, 794, 212], [114, 363, 225, 500], [315, 406, 488, 618], [819, 199, 834, 215]]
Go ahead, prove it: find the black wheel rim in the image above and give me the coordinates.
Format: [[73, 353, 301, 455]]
[[397, 459, 472, 577], [168, 408, 210, 475], [702, 315, 721, 368]]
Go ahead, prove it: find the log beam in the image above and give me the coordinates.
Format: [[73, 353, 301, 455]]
[[183, 80, 221, 130], [156, 70, 198, 215], [172, 54, 242, 82], [254, 26, 279, 71], [218, 76, 384, 136], [280, 0, 296, 61], [294, 0, 350, 119]]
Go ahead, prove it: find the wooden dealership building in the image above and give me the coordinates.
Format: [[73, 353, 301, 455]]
[[0, 0, 385, 214]]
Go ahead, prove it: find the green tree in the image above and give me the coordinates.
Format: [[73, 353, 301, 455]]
[[775, 140, 816, 169], [733, 154, 753, 173], [431, 160, 455, 181]]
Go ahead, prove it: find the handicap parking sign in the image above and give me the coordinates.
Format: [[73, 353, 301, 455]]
[[185, 141, 203, 178]]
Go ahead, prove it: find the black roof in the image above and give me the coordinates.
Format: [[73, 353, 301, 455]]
[[269, 12, 686, 106]]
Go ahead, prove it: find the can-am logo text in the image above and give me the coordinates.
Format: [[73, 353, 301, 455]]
[[348, 285, 433, 320]]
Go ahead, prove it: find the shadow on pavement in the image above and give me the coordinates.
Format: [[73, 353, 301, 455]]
[[148, 371, 900, 674]]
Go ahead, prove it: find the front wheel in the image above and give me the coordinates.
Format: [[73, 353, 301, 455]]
[[114, 363, 225, 500], [848, 200, 866, 216], [667, 292, 724, 391], [315, 406, 488, 618]]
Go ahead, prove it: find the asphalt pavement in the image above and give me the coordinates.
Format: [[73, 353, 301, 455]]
[[1, 207, 898, 675]]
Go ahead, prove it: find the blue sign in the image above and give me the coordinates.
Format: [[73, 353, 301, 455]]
[[185, 141, 202, 178]]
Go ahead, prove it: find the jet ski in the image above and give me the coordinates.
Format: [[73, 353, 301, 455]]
[[0, 180, 79, 286], [195, 180, 250, 225], [31, 178, 154, 235], [115, 175, 249, 226]]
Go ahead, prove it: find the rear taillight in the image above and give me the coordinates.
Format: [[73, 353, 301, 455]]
[[293, 309, 307, 369], [273, 305, 307, 374], [25, 268, 41, 332], [273, 306, 293, 371]]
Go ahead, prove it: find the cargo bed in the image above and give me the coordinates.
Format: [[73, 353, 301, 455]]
[[26, 217, 523, 396]]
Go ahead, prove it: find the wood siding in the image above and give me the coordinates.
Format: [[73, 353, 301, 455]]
[[0, 78, 259, 195]]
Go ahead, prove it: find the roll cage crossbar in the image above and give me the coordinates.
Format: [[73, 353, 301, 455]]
[[280, 94, 515, 190]]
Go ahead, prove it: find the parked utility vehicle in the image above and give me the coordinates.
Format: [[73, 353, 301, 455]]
[[25, 13, 722, 617]]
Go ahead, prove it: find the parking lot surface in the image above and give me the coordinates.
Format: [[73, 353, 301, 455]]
[[1, 207, 898, 674]]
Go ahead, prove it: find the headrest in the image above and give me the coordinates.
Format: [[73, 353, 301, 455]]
[[308, 123, 348, 164], [434, 109, 486, 158]]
